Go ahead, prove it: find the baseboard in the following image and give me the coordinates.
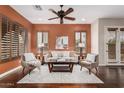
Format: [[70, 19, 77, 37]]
[[99, 64, 106, 66], [99, 63, 124, 66], [106, 64, 124, 66], [0, 66, 22, 79]]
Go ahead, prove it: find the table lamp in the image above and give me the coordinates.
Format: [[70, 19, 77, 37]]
[[78, 42, 85, 56], [38, 43, 45, 55]]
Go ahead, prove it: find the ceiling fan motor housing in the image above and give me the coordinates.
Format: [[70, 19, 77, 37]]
[[58, 10, 65, 18]]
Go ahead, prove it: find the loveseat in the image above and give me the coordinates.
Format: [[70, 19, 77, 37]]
[[44, 51, 78, 63]]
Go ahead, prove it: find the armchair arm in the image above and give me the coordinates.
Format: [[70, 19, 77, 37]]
[[70, 52, 79, 62], [20, 60, 29, 67], [73, 53, 79, 57]]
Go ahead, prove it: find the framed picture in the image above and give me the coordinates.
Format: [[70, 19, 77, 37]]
[[56, 36, 68, 49]]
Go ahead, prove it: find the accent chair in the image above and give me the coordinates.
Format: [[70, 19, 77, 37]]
[[79, 53, 99, 74], [20, 53, 41, 74]]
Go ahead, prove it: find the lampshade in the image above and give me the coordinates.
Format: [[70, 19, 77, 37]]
[[38, 43, 45, 48], [78, 43, 85, 48]]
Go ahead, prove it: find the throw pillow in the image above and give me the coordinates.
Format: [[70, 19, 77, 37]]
[[51, 51, 58, 57], [86, 53, 96, 63], [63, 51, 70, 57], [58, 52, 63, 58], [24, 53, 36, 62]]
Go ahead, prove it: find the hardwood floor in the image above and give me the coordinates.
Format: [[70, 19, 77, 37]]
[[0, 65, 124, 88]]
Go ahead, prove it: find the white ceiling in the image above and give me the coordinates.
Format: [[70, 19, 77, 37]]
[[10, 5, 124, 24]]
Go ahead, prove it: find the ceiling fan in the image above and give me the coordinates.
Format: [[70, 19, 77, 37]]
[[48, 5, 76, 24]]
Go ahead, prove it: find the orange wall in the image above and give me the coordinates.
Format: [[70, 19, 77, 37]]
[[32, 24, 91, 53], [0, 5, 32, 74]]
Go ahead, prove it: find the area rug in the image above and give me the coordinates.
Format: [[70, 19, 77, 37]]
[[18, 65, 103, 83]]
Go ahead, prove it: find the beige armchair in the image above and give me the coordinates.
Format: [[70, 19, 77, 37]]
[[79, 53, 99, 74], [21, 53, 41, 74]]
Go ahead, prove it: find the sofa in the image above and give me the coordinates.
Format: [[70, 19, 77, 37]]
[[44, 51, 78, 63]]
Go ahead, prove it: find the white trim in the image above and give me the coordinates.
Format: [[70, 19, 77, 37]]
[[104, 26, 108, 65], [99, 64, 106, 66], [0, 66, 22, 79], [106, 63, 124, 66]]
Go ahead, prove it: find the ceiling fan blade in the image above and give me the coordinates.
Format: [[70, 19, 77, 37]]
[[64, 8, 74, 15], [48, 17, 60, 20], [49, 9, 58, 16], [64, 16, 75, 20]]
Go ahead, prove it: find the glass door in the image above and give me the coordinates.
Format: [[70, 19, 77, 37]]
[[120, 29, 124, 63], [105, 27, 124, 65], [106, 28, 118, 63]]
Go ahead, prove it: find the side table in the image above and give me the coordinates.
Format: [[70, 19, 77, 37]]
[[78, 54, 86, 63]]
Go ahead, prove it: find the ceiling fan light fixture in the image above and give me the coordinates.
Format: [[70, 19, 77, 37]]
[[38, 18, 43, 21], [81, 18, 86, 21]]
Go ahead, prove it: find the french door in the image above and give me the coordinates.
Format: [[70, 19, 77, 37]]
[[105, 26, 124, 65]]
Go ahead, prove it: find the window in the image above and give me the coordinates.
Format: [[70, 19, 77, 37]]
[[0, 14, 27, 62], [75, 32, 86, 53], [37, 32, 48, 51]]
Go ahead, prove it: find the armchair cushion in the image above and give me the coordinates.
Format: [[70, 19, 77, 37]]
[[80, 60, 91, 65]]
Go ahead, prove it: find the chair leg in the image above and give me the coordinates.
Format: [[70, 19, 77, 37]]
[[95, 67, 98, 73], [89, 69, 91, 74], [22, 67, 25, 74], [29, 68, 32, 75], [80, 66, 83, 71]]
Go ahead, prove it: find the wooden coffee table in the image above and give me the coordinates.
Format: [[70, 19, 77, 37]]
[[48, 62, 74, 73]]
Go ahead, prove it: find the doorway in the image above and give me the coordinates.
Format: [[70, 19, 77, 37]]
[[104, 26, 124, 65]]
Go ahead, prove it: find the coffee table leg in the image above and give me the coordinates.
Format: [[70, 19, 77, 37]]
[[70, 63, 74, 73], [48, 63, 52, 73], [69, 64, 71, 68], [51, 63, 53, 68]]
